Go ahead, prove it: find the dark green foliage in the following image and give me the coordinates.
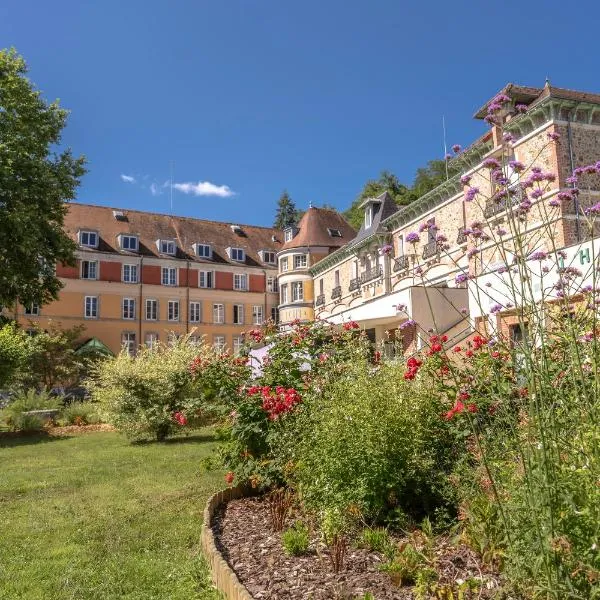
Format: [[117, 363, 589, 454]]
[[0, 48, 86, 308], [273, 190, 299, 229], [281, 522, 310, 556]]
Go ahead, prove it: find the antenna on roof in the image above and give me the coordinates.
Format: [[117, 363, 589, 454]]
[[442, 115, 449, 181]]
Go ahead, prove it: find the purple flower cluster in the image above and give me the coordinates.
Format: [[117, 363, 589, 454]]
[[495, 227, 507, 236], [465, 187, 479, 202], [515, 104, 528, 113], [467, 248, 480, 259], [455, 273, 469, 284], [547, 131, 560, 142], [584, 202, 600, 216], [379, 244, 393, 256], [503, 132, 516, 144], [406, 232, 420, 244], [452, 144, 462, 154], [460, 174, 472, 185], [490, 304, 503, 314], [509, 160, 525, 173], [527, 250, 548, 261], [399, 319, 416, 330], [482, 157, 501, 170]]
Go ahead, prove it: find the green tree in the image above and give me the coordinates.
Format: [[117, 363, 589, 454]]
[[0, 48, 86, 308], [273, 190, 298, 229], [0, 323, 32, 389]]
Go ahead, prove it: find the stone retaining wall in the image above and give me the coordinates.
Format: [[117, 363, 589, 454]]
[[201, 486, 253, 600]]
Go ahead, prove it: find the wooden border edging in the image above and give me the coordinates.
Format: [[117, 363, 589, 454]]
[[201, 486, 254, 600]]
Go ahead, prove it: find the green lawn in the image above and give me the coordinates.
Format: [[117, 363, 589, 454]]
[[0, 429, 224, 599]]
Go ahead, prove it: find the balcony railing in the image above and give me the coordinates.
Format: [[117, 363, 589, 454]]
[[331, 286, 342, 300], [393, 255, 410, 272], [483, 192, 520, 218], [422, 241, 440, 259], [456, 227, 468, 245], [349, 277, 361, 292], [315, 294, 325, 307], [361, 265, 383, 284]]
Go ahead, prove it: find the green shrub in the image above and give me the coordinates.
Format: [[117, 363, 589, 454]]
[[358, 527, 393, 556], [0, 323, 32, 389], [2, 389, 61, 431], [9, 412, 45, 432], [60, 402, 101, 425], [281, 522, 310, 556]]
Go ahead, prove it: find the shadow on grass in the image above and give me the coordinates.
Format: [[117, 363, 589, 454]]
[[132, 433, 216, 446], [0, 431, 72, 448]]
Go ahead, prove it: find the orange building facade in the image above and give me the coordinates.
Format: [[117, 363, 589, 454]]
[[15, 204, 282, 355]]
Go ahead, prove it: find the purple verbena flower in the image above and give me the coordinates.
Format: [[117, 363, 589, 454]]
[[509, 160, 525, 172], [452, 144, 462, 154], [566, 175, 578, 185], [503, 132, 516, 143], [548, 199, 560, 207], [465, 187, 479, 202], [547, 132, 560, 142], [515, 104, 528, 113], [495, 227, 507, 236], [490, 304, 503, 314], [400, 319, 416, 330], [455, 273, 469, 284], [460, 174, 472, 185], [528, 251, 548, 261], [483, 158, 501, 170], [584, 202, 600, 216], [530, 189, 544, 199], [557, 191, 572, 202], [406, 232, 420, 243], [467, 248, 480, 259]]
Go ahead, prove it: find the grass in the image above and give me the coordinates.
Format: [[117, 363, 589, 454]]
[[0, 429, 225, 599]]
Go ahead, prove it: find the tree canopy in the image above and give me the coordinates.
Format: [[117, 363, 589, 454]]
[[0, 48, 86, 308], [343, 161, 460, 229], [273, 190, 299, 229]]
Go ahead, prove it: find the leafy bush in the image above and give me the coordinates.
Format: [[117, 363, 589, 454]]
[[88, 338, 249, 441], [9, 412, 45, 432], [281, 522, 310, 556], [0, 323, 32, 389], [358, 527, 394, 556], [2, 389, 61, 431], [60, 402, 101, 426]]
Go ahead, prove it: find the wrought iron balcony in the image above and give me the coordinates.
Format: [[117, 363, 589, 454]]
[[483, 194, 520, 218], [456, 227, 468, 245], [331, 286, 342, 300], [315, 294, 325, 307], [349, 277, 361, 292], [393, 255, 410, 272], [360, 265, 383, 284], [422, 241, 440, 259]]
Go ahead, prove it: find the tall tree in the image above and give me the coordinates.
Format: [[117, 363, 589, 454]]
[[0, 48, 86, 308], [273, 190, 298, 229]]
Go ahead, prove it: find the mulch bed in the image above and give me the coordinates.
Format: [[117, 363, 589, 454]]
[[212, 496, 503, 599]]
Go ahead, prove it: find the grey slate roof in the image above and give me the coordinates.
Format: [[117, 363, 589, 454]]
[[351, 191, 399, 245]]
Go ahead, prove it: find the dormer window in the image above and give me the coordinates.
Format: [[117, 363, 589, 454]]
[[365, 206, 373, 229], [284, 227, 294, 242], [158, 239, 176, 255], [120, 234, 138, 252], [194, 243, 212, 259], [228, 247, 245, 262], [260, 250, 276, 264], [328, 228, 342, 238], [79, 230, 98, 248]]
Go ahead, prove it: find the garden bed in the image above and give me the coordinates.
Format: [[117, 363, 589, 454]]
[[212, 496, 502, 599]]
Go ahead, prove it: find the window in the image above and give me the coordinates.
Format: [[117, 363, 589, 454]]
[[427, 218, 436, 243], [365, 206, 373, 228], [145, 332, 158, 350], [280, 284, 288, 304], [122, 298, 135, 320], [319, 279, 324, 295], [294, 254, 307, 269], [195, 244, 212, 259], [267, 276, 278, 293], [198, 270, 214, 288], [145, 299, 158, 321], [84, 296, 98, 318], [233, 304, 244, 325], [284, 228, 294, 242], [189, 301, 201, 323], [168, 300, 179, 322], [271, 307, 279, 323], [121, 332, 136, 356], [292, 282, 304, 302], [233, 336, 243, 356], [328, 228, 342, 238], [280, 257, 289, 272], [188, 336, 201, 346], [162, 267, 177, 286], [234, 273, 248, 291], [122, 264, 138, 283], [334, 270, 340, 287], [252, 305, 264, 325], [262, 251, 276, 264], [213, 303, 224, 324], [158, 239, 176, 255], [397, 236, 404, 257], [229, 247, 245, 262], [213, 335, 226, 352], [81, 260, 98, 280], [79, 230, 98, 247], [120, 235, 138, 251]]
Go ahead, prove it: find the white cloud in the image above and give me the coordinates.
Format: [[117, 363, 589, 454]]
[[173, 180, 236, 198], [150, 182, 162, 196], [121, 174, 136, 184]]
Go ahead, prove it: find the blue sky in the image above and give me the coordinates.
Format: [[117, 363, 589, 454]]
[[2, 0, 600, 226]]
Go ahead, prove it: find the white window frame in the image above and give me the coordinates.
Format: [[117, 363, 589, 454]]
[[292, 281, 304, 302], [189, 301, 201, 323], [198, 270, 214, 289], [294, 254, 307, 269], [252, 305, 264, 325], [280, 257, 289, 272], [365, 205, 373, 228], [213, 303, 224, 324], [284, 228, 293, 242], [162, 267, 177, 286], [261, 250, 276, 264], [24, 304, 40, 316], [233, 273, 248, 291], [145, 298, 158, 321], [267, 276, 278, 293], [79, 230, 98, 248], [120, 235, 138, 252], [84, 296, 98, 319], [213, 335, 226, 352], [233, 304, 244, 325], [195, 243, 212, 259], [168, 300, 180, 322], [233, 336, 243, 356], [122, 298, 135, 320], [229, 247, 245, 262], [122, 263, 138, 283], [81, 260, 98, 280], [145, 332, 159, 350], [158, 239, 176, 255], [280, 284, 288, 304], [121, 332, 136, 356]]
